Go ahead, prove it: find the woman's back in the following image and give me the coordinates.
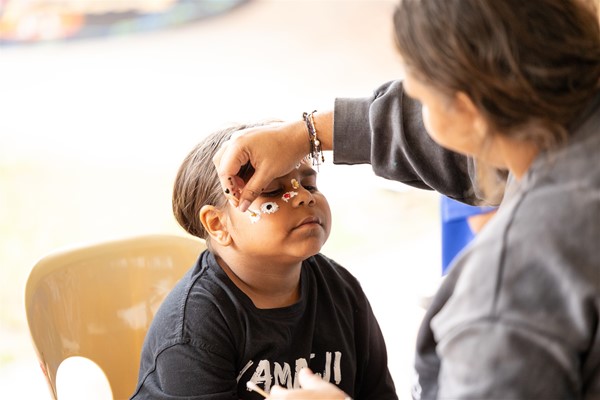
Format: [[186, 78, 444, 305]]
[[415, 93, 600, 399]]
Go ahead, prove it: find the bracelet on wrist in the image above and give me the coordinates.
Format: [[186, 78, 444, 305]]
[[302, 110, 325, 170]]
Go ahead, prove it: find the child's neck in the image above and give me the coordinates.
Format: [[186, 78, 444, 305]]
[[214, 252, 302, 309]]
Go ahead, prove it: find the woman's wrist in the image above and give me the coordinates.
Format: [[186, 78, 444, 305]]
[[312, 110, 333, 151], [303, 110, 325, 168], [284, 110, 333, 170], [291, 110, 333, 155], [288, 119, 313, 161]]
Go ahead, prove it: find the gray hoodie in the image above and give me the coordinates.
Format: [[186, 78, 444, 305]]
[[333, 80, 600, 400]]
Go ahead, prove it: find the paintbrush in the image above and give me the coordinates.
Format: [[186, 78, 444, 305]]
[[246, 381, 269, 398]]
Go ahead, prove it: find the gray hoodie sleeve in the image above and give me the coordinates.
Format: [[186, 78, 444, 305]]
[[333, 79, 498, 205]]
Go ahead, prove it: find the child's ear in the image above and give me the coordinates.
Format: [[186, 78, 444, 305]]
[[200, 205, 232, 246]]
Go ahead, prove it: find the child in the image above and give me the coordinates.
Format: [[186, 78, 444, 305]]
[[131, 123, 397, 400]]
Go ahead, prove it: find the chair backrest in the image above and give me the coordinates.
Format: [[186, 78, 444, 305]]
[[25, 234, 206, 400]]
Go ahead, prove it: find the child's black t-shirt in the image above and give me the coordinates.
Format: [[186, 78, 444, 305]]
[[131, 250, 397, 400]]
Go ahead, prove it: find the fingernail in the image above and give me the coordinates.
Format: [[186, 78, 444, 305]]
[[239, 200, 251, 213]]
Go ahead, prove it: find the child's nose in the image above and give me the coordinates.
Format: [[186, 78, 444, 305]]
[[293, 188, 316, 207]]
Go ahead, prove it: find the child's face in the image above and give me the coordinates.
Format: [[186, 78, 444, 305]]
[[226, 164, 331, 263]]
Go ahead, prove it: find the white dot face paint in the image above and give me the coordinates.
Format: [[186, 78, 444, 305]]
[[260, 202, 279, 214], [281, 191, 298, 202], [248, 209, 261, 223]]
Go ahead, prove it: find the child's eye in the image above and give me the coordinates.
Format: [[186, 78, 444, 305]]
[[261, 188, 283, 197], [303, 185, 318, 192]]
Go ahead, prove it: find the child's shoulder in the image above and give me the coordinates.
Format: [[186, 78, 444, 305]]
[[310, 252, 343, 268], [308, 253, 360, 284]]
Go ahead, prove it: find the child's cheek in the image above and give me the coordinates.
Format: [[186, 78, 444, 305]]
[[246, 201, 281, 223], [260, 202, 279, 214]]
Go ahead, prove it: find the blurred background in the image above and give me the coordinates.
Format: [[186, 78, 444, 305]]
[[0, 0, 442, 398]]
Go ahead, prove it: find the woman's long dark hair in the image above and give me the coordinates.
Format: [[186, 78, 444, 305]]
[[395, 0, 600, 201]]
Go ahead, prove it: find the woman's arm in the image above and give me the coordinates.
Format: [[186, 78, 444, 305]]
[[334, 80, 484, 201], [213, 80, 496, 213]]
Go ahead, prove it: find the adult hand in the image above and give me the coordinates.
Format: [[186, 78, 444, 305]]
[[212, 120, 309, 212], [266, 368, 349, 399]]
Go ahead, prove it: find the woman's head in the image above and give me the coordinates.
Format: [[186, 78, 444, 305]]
[[394, 0, 600, 150]]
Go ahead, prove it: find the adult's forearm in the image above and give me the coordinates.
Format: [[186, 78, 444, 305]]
[[332, 80, 490, 204], [312, 111, 334, 152]]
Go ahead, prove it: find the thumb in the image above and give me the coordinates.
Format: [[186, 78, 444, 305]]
[[296, 368, 321, 388], [237, 167, 272, 212], [269, 385, 287, 395]]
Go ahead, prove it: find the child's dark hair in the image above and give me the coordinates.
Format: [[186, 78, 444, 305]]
[[172, 122, 270, 239]]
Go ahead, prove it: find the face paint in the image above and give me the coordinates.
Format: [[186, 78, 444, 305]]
[[291, 179, 300, 189], [260, 202, 279, 214], [248, 209, 261, 223], [281, 191, 298, 202], [224, 177, 243, 200], [227, 177, 235, 196]]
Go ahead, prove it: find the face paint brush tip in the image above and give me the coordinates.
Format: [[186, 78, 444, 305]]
[[246, 381, 268, 398]]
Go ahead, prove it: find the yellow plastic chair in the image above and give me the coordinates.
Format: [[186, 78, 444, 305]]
[[25, 234, 206, 400]]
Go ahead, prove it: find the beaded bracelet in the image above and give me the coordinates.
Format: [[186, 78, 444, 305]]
[[302, 110, 325, 170]]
